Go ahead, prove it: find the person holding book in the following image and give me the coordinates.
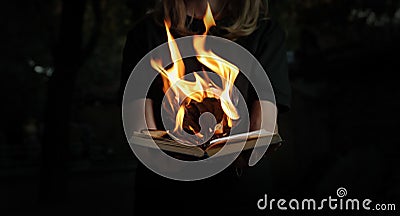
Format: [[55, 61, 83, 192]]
[[120, 0, 291, 215]]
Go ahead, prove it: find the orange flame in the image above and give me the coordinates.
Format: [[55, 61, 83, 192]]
[[151, 2, 239, 137], [203, 3, 216, 33]]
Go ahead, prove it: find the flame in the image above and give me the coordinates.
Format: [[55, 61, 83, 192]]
[[194, 3, 239, 125], [150, 2, 240, 139], [174, 105, 185, 131], [203, 3, 216, 33]]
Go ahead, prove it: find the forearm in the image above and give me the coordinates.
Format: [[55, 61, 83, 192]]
[[125, 99, 157, 132], [250, 100, 278, 133]]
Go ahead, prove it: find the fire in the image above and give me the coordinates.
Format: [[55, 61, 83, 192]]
[[150, 3, 240, 142]]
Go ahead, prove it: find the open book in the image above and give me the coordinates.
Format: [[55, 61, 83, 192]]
[[130, 129, 283, 158]]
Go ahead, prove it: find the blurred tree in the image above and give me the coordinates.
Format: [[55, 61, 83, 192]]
[[40, 0, 87, 206]]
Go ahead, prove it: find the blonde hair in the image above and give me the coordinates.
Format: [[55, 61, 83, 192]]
[[154, 0, 269, 40]]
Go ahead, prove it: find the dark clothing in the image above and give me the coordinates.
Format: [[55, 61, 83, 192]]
[[120, 14, 291, 215]]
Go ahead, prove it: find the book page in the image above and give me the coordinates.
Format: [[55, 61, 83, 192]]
[[205, 133, 282, 157], [130, 132, 205, 157], [209, 129, 274, 145]]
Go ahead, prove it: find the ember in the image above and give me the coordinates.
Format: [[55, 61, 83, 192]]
[[182, 97, 231, 139]]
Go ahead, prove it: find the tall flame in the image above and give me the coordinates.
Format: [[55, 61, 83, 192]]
[[151, 2, 240, 138], [203, 3, 216, 33], [194, 3, 240, 126]]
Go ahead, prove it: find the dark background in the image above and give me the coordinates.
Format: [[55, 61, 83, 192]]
[[1, 0, 400, 215]]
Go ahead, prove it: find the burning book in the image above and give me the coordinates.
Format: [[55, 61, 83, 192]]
[[130, 129, 282, 159], [130, 4, 282, 159]]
